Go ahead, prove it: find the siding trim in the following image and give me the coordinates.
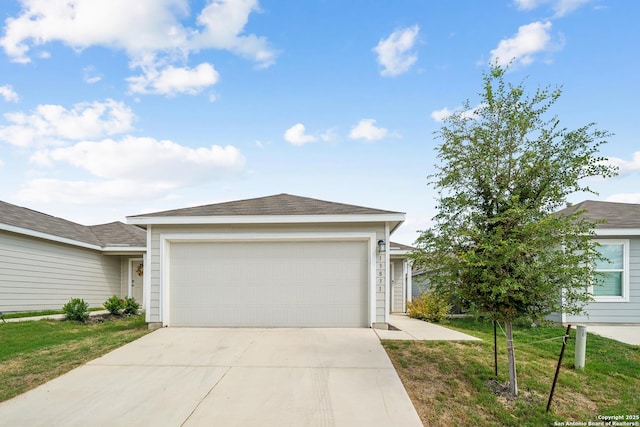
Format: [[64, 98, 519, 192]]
[[129, 213, 404, 226], [596, 229, 640, 236], [0, 222, 101, 251], [144, 225, 152, 322], [591, 239, 630, 302]]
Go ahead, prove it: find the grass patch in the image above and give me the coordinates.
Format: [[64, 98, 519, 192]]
[[1, 307, 104, 319], [382, 318, 639, 427], [0, 315, 151, 402]]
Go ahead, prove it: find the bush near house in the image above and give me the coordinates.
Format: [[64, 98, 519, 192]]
[[407, 291, 451, 322], [103, 296, 140, 316], [123, 296, 140, 315], [103, 296, 125, 315], [62, 298, 90, 322]]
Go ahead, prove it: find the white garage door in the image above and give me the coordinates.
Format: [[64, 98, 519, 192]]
[[168, 240, 369, 327]]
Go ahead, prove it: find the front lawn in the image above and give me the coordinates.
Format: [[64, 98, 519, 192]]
[[383, 318, 640, 427], [0, 315, 151, 402]]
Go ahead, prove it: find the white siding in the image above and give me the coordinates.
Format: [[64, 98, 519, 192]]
[[147, 223, 387, 325], [566, 237, 640, 324], [0, 230, 122, 312]]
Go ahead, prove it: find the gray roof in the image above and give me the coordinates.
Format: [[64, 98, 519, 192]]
[[89, 222, 147, 247], [0, 200, 146, 248], [556, 200, 640, 229], [130, 193, 403, 218], [390, 241, 415, 251]]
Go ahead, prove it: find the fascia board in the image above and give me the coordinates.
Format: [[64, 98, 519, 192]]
[[101, 246, 147, 254], [127, 213, 406, 226], [0, 222, 101, 251], [390, 249, 412, 256], [594, 228, 640, 236]]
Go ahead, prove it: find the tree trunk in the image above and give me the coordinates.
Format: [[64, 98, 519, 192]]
[[505, 319, 518, 396]]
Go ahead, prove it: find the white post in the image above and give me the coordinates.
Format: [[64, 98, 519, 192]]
[[575, 325, 587, 370]]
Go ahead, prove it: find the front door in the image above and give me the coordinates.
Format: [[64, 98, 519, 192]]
[[130, 259, 144, 303]]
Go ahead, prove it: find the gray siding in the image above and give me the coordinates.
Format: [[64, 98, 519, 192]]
[[147, 222, 387, 324], [0, 230, 122, 312], [412, 272, 429, 299], [566, 236, 640, 324]]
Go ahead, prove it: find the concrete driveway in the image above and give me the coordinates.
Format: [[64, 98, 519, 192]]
[[0, 328, 422, 426]]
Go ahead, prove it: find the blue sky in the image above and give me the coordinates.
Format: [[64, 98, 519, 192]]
[[0, 0, 638, 245]]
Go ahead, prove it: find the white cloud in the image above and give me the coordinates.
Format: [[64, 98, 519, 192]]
[[431, 104, 485, 122], [0, 0, 274, 66], [83, 66, 101, 84], [604, 152, 640, 175], [31, 136, 245, 181], [373, 25, 419, 77], [284, 123, 318, 146], [319, 128, 337, 142], [606, 193, 640, 204], [192, 0, 276, 68], [0, 0, 190, 63], [22, 137, 245, 204], [15, 178, 176, 205], [431, 107, 454, 122], [127, 62, 219, 96], [0, 158, 4, 169], [0, 99, 135, 147], [349, 119, 389, 141], [490, 21, 557, 67], [0, 0, 275, 92], [0, 85, 19, 102], [513, 0, 593, 17]]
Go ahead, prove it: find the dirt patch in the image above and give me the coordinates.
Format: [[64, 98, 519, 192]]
[[67, 313, 138, 324], [486, 379, 544, 408]]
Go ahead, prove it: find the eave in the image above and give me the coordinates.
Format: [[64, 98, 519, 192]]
[[127, 213, 405, 230]]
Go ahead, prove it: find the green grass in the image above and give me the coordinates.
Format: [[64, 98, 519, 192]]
[[1, 307, 104, 319], [0, 315, 151, 402], [382, 317, 640, 427]]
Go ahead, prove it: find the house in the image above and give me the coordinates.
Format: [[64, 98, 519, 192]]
[[0, 200, 146, 313], [389, 241, 414, 313], [554, 200, 640, 324], [127, 193, 408, 328]]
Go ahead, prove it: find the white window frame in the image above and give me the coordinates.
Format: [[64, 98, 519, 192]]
[[590, 239, 630, 303]]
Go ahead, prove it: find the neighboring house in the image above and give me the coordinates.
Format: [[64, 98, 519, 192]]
[[552, 200, 640, 324], [411, 269, 429, 300], [0, 200, 146, 313], [127, 194, 407, 328], [389, 241, 414, 313]]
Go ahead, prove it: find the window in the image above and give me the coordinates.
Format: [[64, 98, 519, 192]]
[[592, 240, 629, 302]]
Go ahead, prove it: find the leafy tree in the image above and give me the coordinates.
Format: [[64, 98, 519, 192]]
[[412, 64, 617, 395]]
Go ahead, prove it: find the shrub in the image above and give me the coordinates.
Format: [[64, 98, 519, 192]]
[[123, 296, 140, 315], [407, 291, 452, 323], [62, 298, 90, 322], [104, 295, 125, 315]]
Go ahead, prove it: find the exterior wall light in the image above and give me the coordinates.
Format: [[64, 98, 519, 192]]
[[377, 239, 386, 253]]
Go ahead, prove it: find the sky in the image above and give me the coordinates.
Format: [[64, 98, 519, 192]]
[[0, 0, 638, 245]]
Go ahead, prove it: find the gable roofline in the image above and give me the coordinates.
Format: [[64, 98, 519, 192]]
[[127, 193, 406, 230], [389, 241, 415, 256], [556, 200, 640, 231], [0, 200, 146, 251], [0, 222, 103, 251]]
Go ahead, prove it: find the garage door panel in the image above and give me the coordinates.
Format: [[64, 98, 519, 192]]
[[169, 240, 368, 327]]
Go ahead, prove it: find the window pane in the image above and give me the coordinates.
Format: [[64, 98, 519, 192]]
[[595, 244, 623, 270], [594, 272, 622, 296]]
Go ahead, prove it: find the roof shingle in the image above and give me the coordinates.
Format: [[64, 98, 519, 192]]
[[556, 200, 640, 229], [130, 193, 403, 217], [0, 200, 145, 247]]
